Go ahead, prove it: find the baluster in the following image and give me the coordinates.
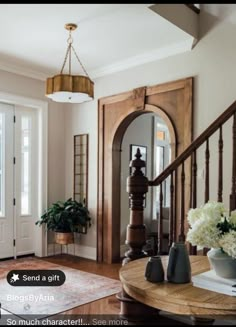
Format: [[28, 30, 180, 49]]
[[230, 113, 236, 211], [168, 172, 174, 249], [190, 150, 197, 255], [158, 183, 163, 254], [205, 139, 210, 203], [203, 139, 210, 255], [192, 150, 197, 209], [218, 126, 223, 202], [179, 162, 185, 242], [173, 169, 177, 242]]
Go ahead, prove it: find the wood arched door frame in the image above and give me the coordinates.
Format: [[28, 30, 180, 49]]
[[97, 78, 193, 263]]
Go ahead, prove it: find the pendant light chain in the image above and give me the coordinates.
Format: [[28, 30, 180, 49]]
[[59, 27, 90, 79], [71, 45, 90, 79], [60, 44, 71, 74], [60, 29, 72, 74], [69, 30, 72, 75]]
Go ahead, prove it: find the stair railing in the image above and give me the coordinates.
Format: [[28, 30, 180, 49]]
[[147, 100, 236, 255]]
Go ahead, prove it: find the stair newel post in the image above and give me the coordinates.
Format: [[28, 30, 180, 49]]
[[123, 148, 149, 265], [117, 148, 159, 320]]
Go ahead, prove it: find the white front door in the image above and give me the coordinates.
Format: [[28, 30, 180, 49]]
[[15, 106, 38, 257], [0, 103, 38, 259], [0, 103, 14, 259]]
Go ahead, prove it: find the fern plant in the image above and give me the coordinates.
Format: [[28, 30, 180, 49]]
[[36, 198, 91, 234]]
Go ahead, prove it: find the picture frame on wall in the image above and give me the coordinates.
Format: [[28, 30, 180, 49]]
[[129, 144, 147, 176]]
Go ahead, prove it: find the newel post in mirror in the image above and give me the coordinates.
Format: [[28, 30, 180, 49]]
[[123, 148, 148, 265]]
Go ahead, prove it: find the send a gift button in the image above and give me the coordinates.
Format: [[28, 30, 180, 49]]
[[7, 270, 66, 286]]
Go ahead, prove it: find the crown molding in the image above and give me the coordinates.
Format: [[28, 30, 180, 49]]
[[90, 39, 192, 79], [0, 60, 47, 81], [0, 39, 192, 82]]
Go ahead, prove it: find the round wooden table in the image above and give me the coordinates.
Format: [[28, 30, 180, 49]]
[[119, 256, 236, 320]]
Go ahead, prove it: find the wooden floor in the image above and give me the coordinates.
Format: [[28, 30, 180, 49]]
[[43, 254, 122, 316]]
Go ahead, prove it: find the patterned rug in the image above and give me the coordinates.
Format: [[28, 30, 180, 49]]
[[0, 257, 121, 319]]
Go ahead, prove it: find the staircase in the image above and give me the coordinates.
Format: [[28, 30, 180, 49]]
[[124, 100, 236, 262]]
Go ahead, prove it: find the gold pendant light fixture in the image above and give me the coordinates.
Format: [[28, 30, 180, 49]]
[[46, 23, 94, 103]]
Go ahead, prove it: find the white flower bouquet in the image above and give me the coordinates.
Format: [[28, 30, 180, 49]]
[[186, 201, 236, 258]]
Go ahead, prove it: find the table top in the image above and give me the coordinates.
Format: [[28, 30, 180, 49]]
[[119, 256, 236, 316]]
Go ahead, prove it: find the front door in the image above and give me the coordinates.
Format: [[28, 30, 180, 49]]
[[0, 103, 38, 259], [0, 103, 14, 258]]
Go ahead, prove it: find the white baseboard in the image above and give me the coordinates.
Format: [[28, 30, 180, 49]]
[[73, 244, 96, 260], [46, 243, 96, 260], [47, 243, 62, 256]]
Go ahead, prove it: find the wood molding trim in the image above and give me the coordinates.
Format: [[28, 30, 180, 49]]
[[97, 77, 193, 263]]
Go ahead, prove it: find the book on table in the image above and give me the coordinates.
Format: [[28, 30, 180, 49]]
[[192, 269, 236, 296]]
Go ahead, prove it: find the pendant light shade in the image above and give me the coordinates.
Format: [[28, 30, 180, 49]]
[[46, 23, 94, 104]]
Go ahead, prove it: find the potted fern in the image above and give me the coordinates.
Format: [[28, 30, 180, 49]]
[[36, 198, 91, 245]]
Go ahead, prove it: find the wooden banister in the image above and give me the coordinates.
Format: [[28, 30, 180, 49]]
[[149, 101, 236, 186]]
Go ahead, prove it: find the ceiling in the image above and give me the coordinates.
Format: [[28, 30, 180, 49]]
[[0, 4, 193, 81]]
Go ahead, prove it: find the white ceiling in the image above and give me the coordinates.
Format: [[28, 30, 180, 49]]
[[0, 4, 192, 81]]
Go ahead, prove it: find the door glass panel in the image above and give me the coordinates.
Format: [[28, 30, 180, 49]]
[[0, 114, 5, 216], [21, 116, 31, 215]]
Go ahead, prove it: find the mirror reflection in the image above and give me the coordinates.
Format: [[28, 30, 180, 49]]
[[120, 113, 172, 258]]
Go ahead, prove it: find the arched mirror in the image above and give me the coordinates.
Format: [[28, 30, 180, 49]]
[[120, 112, 172, 258]]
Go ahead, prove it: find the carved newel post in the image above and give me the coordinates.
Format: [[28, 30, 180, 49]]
[[117, 149, 158, 320], [123, 148, 148, 264]]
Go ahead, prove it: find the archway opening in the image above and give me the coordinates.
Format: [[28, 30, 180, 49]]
[[113, 106, 176, 260]]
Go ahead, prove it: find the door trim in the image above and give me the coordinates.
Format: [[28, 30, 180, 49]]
[[97, 77, 193, 263], [0, 91, 48, 257]]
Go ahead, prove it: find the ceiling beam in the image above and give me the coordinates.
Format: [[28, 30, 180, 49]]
[[149, 4, 199, 49]]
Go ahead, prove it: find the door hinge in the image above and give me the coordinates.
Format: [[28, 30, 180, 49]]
[[13, 239, 16, 247], [13, 115, 16, 123], [13, 157, 16, 165], [13, 198, 16, 206]]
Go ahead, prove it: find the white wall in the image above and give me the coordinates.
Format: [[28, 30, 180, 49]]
[[65, 5, 236, 258], [64, 102, 97, 257]]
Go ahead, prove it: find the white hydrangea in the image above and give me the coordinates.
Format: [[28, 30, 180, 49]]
[[187, 216, 221, 249], [203, 201, 226, 215], [187, 201, 236, 253], [219, 230, 236, 258], [202, 201, 226, 222], [187, 201, 225, 228], [187, 207, 203, 225]]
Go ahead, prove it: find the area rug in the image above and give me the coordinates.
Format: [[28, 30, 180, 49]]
[[0, 257, 121, 319]]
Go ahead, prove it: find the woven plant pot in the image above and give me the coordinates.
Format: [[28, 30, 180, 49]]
[[55, 232, 74, 245]]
